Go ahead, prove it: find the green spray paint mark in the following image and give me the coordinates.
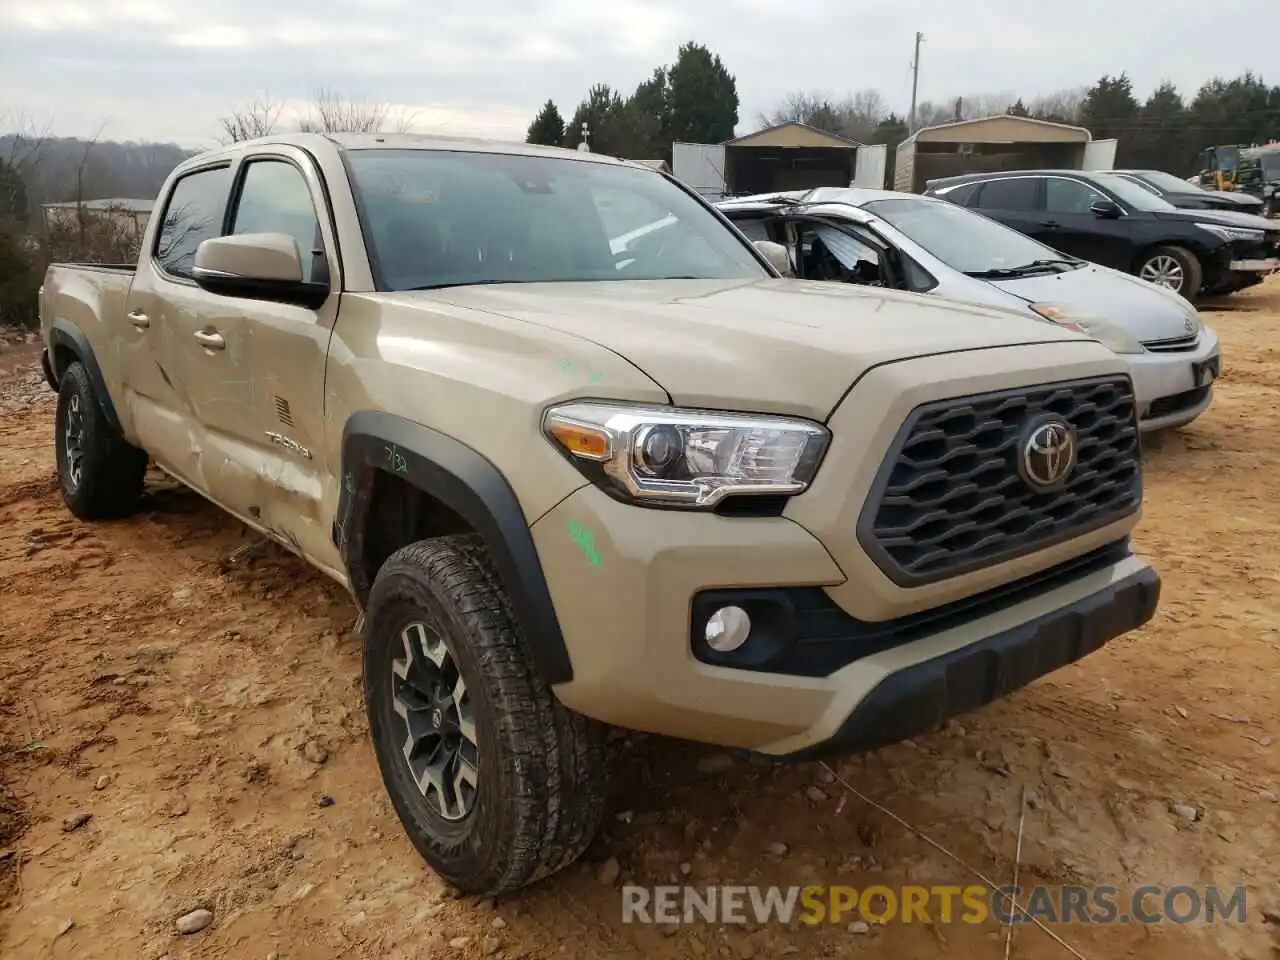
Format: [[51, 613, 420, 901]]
[[557, 357, 604, 384], [568, 520, 603, 568]]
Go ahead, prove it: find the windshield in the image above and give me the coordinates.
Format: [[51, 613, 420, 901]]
[[1263, 154, 1280, 180], [1216, 147, 1240, 172], [344, 149, 767, 290], [1090, 173, 1176, 212], [1138, 170, 1201, 194], [863, 197, 1068, 274]]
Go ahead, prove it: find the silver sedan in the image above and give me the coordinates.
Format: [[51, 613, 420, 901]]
[[716, 187, 1221, 433]]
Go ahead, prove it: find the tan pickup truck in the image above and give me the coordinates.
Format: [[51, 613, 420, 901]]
[[39, 133, 1161, 896]]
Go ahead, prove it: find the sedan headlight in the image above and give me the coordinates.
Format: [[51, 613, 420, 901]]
[[1029, 304, 1146, 355], [543, 402, 830, 508], [1195, 222, 1266, 243]]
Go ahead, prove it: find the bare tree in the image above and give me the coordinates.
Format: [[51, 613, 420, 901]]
[[218, 95, 285, 143], [1, 110, 51, 173], [72, 124, 107, 248], [1028, 86, 1088, 123], [764, 85, 1088, 139], [761, 88, 887, 142], [296, 88, 416, 134]]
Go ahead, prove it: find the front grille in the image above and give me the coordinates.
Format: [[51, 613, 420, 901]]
[[858, 376, 1141, 587], [1142, 333, 1199, 353]]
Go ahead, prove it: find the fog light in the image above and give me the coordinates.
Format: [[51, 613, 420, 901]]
[[705, 606, 751, 652]]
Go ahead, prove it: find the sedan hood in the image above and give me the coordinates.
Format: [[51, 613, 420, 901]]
[[397, 278, 1094, 420], [1201, 189, 1263, 207], [1153, 207, 1278, 231], [990, 264, 1199, 342]]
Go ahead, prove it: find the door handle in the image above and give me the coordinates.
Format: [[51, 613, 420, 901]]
[[127, 309, 150, 329], [1044, 220, 1062, 229], [193, 329, 226, 351]]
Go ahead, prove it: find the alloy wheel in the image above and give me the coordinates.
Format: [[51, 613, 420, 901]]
[[63, 393, 85, 489], [390, 620, 479, 821], [1139, 255, 1185, 292]]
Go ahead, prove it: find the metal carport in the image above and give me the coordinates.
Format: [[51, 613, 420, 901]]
[[893, 115, 1116, 193]]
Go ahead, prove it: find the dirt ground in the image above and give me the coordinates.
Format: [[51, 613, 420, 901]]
[[2, 282, 1279, 960]]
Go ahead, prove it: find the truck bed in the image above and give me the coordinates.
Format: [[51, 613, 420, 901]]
[[40, 263, 137, 393]]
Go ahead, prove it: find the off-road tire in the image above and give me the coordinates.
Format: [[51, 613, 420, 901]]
[[363, 533, 608, 895], [54, 360, 148, 520], [1137, 245, 1203, 300]]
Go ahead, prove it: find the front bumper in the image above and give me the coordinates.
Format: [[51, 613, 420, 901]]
[[1228, 257, 1280, 273], [782, 557, 1160, 759], [533, 482, 1159, 756], [1126, 330, 1221, 432]]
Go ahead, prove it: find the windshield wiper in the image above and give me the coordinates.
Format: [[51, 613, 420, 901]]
[[965, 258, 1080, 279], [403, 279, 516, 291]]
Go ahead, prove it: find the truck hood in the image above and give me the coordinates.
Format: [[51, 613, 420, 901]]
[[398, 278, 1094, 421], [990, 263, 1201, 342]]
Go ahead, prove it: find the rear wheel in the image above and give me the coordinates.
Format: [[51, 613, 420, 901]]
[[54, 360, 147, 520], [1136, 246, 1202, 299], [363, 534, 607, 895]]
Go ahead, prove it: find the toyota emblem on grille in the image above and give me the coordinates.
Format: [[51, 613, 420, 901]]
[[1184, 316, 1196, 334], [1018, 417, 1078, 491]]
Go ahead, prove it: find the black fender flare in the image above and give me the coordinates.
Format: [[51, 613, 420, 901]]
[[47, 319, 123, 433], [337, 411, 574, 685]]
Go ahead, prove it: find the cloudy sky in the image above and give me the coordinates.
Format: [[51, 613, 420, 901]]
[[1, 0, 1274, 147]]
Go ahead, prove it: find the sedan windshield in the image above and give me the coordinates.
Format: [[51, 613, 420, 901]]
[[1090, 173, 1177, 212], [863, 197, 1070, 275], [1138, 170, 1203, 194], [344, 149, 768, 290]]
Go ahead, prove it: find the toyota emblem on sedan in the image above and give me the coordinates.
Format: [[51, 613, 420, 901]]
[[1018, 417, 1078, 491]]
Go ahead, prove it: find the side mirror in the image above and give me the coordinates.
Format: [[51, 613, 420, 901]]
[[192, 233, 329, 309], [1090, 199, 1122, 219], [754, 239, 794, 277]]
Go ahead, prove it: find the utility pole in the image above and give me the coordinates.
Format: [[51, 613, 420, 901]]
[[908, 31, 924, 134]]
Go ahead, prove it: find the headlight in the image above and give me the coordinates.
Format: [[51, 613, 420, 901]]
[[1029, 304, 1146, 355], [1195, 222, 1265, 243], [543, 402, 830, 508]]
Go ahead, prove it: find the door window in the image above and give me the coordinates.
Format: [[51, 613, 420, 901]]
[[153, 165, 232, 279], [1045, 178, 1107, 214], [730, 217, 772, 242], [230, 160, 326, 283], [796, 224, 885, 286], [975, 178, 1039, 211]]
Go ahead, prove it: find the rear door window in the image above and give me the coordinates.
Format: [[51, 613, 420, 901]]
[[154, 165, 232, 279], [975, 178, 1040, 211]]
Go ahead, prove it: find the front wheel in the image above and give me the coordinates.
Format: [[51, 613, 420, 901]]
[[1136, 245, 1203, 299], [363, 534, 607, 895]]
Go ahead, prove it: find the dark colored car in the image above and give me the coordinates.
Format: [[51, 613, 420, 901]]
[[924, 169, 1280, 299], [1112, 169, 1265, 215]]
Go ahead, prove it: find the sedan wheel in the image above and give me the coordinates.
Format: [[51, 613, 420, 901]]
[[1136, 245, 1202, 299], [1139, 255, 1184, 291]]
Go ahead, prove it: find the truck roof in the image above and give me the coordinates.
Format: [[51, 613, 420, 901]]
[[185, 131, 635, 168]]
